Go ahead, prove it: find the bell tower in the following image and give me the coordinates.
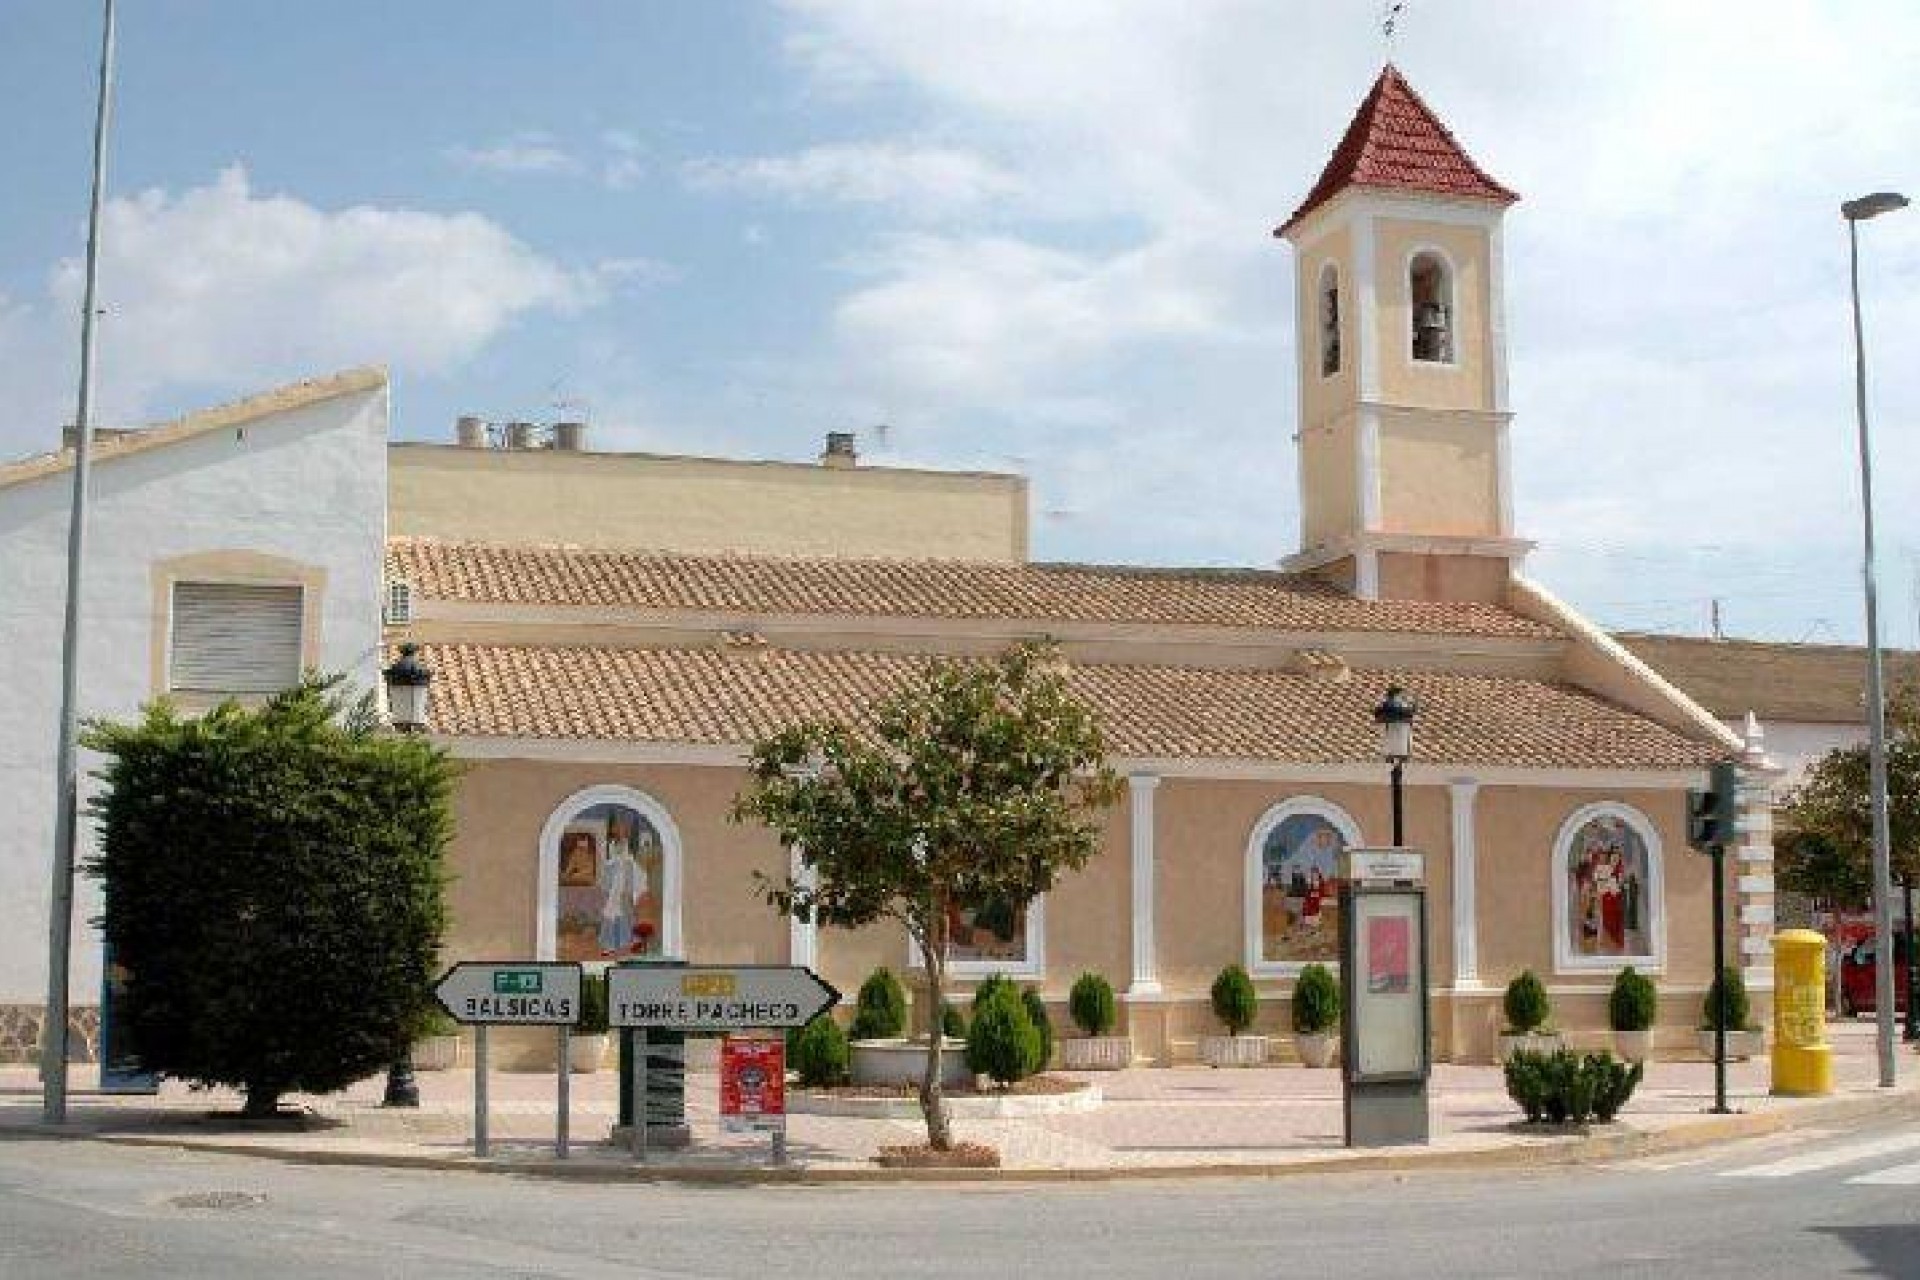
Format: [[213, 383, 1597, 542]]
[[1277, 66, 1532, 602]]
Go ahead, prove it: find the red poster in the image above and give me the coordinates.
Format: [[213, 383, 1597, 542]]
[[720, 1037, 785, 1132], [1367, 914, 1411, 993]]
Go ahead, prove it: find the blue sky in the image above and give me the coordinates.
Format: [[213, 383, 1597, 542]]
[[4, 1, 1918, 646]]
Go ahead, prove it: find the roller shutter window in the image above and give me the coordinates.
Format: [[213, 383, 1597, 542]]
[[168, 581, 304, 695]]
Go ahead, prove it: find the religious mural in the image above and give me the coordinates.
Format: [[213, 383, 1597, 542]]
[[946, 897, 1027, 964], [1566, 814, 1651, 959], [1259, 812, 1348, 964], [554, 803, 664, 962]]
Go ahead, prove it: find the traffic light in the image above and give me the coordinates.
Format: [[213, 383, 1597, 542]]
[[1686, 760, 1740, 853]]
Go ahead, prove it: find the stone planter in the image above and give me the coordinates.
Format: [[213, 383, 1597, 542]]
[[568, 1033, 609, 1073], [1199, 1034, 1270, 1068], [1697, 1028, 1764, 1061], [1059, 1035, 1133, 1071], [412, 1034, 460, 1072], [1612, 1028, 1653, 1063], [850, 1038, 973, 1090], [1498, 1031, 1566, 1061], [1294, 1031, 1338, 1068]]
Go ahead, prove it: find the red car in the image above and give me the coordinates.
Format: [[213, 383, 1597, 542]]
[[1839, 930, 1912, 1016]]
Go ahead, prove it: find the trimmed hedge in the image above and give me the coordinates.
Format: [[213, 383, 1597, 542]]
[[1068, 972, 1117, 1037], [849, 966, 907, 1041], [966, 981, 1041, 1085], [1608, 967, 1657, 1033], [1503, 970, 1551, 1034], [791, 1015, 850, 1087], [1022, 987, 1054, 1069], [1292, 963, 1340, 1036], [1211, 964, 1259, 1036], [1702, 966, 1753, 1031], [1504, 1049, 1642, 1125]]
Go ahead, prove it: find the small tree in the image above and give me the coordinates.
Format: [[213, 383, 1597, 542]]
[[578, 972, 609, 1035], [1777, 685, 1920, 907], [1608, 967, 1657, 1033], [791, 1016, 850, 1087], [1292, 963, 1340, 1036], [84, 677, 454, 1116], [941, 1002, 967, 1041], [849, 967, 908, 1041], [966, 980, 1040, 1087], [1021, 986, 1054, 1072], [1504, 970, 1551, 1034], [1068, 972, 1117, 1038], [1211, 964, 1259, 1036], [732, 643, 1121, 1151]]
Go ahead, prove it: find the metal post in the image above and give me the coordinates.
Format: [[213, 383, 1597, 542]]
[[632, 1027, 650, 1163], [1849, 215, 1898, 1089], [556, 1025, 570, 1159], [1710, 842, 1730, 1113], [41, 0, 117, 1128], [1390, 760, 1405, 847], [474, 1025, 490, 1157]]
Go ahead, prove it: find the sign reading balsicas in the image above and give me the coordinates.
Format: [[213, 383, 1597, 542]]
[[433, 961, 583, 1026], [608, 965, 839, 1030]]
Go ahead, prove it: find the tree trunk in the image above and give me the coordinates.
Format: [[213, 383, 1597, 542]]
[[242, 1082, 283, 1119], [919, 903, 954, 1152]]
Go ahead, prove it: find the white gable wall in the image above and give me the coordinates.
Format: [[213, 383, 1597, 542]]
[[0, 382, 388, 1020]]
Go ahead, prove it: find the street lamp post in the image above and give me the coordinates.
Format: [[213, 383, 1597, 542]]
[[1843, 189, 1909, 1088], [380, 643, 433, 1109], [1374, 686, 1417, 847]]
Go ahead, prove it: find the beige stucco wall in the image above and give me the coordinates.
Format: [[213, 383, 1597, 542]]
[[443, 755, 1737, 1067], [389, 444, 1029, 563], [1296, 225, 1355, 432], [1372, 218, 1493, 412], [1377, 411, 1500, 538], [1376, 551, 1511, 604], [1298, 414, 1359, 550]]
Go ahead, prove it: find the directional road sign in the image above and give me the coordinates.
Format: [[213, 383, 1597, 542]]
[[609, 964, 839, 1030], [434, 961, 583, 1026]]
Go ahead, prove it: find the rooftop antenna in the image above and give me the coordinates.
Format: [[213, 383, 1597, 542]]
[[1380, 2, 1407, 60]]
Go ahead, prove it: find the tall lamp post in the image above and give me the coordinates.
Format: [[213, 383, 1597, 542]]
[[1843, 189, 1908, 1088], [1374, 686, 1417, 847], [381, 643, 433, 1108]]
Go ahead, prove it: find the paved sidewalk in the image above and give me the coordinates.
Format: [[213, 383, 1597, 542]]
[[5, 1021, 1918, 1180]]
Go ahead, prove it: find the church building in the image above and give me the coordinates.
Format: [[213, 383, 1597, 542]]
[[387, 66, 1773, 1065]]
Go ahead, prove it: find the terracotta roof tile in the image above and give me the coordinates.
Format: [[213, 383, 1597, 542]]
[[387, 539, 1559, 640], [1616, 632, 1920, 723], [421, 642, 1715, 771], [1278, 65, 1518, 236]]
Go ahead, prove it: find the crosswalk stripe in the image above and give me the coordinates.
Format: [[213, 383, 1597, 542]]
[[1723, 1131, 1920, 1179], [1848, 1159, 1920, 1186]]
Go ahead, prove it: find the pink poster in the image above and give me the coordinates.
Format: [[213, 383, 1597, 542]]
[[1368, 915, 1410, 993]]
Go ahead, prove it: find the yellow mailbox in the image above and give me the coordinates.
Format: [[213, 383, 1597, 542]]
[[1772, 929, 1833, 1096]]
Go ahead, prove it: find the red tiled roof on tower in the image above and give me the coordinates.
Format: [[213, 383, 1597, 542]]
[[1276, 65, 1518, 237]]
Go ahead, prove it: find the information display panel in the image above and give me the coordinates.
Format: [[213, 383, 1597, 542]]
[[1343, 886, 1429, 1084]]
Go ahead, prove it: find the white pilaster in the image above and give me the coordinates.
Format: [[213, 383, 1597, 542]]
[[788, 846, 818, 971], [1448, 778, 1481, 987], [1353, 214, 1380, 401], [1127, 774, 1162, 997]]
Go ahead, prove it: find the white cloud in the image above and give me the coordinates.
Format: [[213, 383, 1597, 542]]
[[444, 131, 581, 176], [1, 166, 601, 455], [685, 142, 1022, 214]]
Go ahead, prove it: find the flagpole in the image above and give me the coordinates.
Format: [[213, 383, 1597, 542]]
[[43, 0, 117, 1125]]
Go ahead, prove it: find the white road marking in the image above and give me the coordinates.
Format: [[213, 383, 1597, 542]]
[[1848, 1158, 1920, 1186], [1722, 1130, 1920, 1179]]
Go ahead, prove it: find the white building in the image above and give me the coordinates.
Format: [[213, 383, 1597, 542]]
[[0, 369, 389, 1060]]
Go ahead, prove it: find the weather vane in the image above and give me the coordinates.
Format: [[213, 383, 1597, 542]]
[[1381, 1, 1407, 59]]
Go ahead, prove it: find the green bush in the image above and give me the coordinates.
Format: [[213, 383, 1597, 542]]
[[972, 973, 1018, 1012], [417, 1008, 460, 1039], [1292, 963, 1340, 1036], [83, 677, 454, 1117], [1504, 1049, 1643, 1125], [577, 972, 608, 1035], [849, 967, 907, 1041], [791, 1015, 850, 1087], [941, 1001, 967, 1041], [1211, 964, 1259, 1036], [1608, 967, 1657, 1033], [1503, 970, 1551, 1034], [966, 981, 1041, 1086], [1702, 966, 1753, 1031], [1022, 987, 1054, 1070], [1068, 972, 1117, 1037]]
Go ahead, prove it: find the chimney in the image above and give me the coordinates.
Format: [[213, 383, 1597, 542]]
[[820, 431, 858, 469], [506, 420, 537, 450], [552, 420, 588, 452], [455, 415, 486, 448]]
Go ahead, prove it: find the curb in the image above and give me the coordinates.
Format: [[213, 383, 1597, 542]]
[[10, 1086, 1920, 1185]]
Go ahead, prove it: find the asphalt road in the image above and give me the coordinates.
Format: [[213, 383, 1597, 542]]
[[4, 1125, 1920, 1279]]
